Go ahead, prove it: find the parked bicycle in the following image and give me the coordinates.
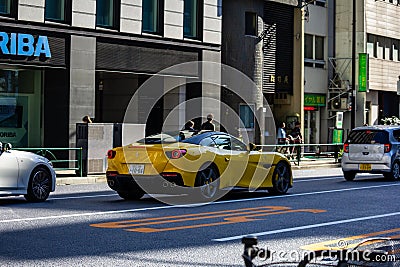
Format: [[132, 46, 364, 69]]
[[242, 236, 400, 267]]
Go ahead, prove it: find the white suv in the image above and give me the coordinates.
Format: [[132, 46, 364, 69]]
[[341, 125, 400, 181]]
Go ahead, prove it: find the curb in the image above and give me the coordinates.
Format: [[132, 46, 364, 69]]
[[56, 176, 106, 185], [291, 163, 341, 170]]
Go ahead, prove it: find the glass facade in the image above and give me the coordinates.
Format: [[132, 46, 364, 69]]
[[239, 104, 255, 129], [96, 0, 115, 28], [0, 0, 11, 15], [142, 0, 160, 33], [45, 0, 65, 21], [184, 0, 200, 38], [0, 69, 42, 147]]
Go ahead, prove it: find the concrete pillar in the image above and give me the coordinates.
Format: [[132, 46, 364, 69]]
[[69, 36, 96, 149], [202, 50, 221, 130]]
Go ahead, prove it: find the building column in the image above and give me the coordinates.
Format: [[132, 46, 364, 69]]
[[69, 36, 96, 149], [202, 50, 221, 131]]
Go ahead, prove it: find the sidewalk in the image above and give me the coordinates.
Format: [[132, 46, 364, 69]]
[[55, 156, 341, 185]]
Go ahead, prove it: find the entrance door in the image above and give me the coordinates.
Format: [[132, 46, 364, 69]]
[[304, 110, 320, 147]]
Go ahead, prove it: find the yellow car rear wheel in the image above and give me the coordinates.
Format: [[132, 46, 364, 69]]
[[268, 161, 291, 195], [194, 164, 220, 200], [117, 188, 145, 200]]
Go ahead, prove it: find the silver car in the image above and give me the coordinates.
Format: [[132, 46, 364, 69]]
[[341, 125, 400, 181], [0, 142, 56, 202]]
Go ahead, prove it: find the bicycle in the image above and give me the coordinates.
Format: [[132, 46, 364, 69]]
[[242, 236, 400, 267]]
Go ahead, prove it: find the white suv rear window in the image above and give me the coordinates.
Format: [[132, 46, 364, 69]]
[[347, 130, 389, 144]]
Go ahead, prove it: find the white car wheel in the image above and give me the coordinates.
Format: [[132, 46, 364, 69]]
[[24, 167, 52, 202]]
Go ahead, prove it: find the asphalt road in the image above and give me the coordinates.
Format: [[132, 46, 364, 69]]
[[0, 167, 399, 267]]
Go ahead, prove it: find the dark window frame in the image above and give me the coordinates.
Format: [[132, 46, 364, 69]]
[[142, 0, 164, 35], [96, 0, 121, 30], [45, 0, 72, 24], [245, 11, 257, 36], [183, 0, 203, 40], [0, 0, 18, 18]]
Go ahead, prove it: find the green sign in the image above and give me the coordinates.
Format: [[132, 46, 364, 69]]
[[304, 94, 326, 107], [333, 129, 343, 144], [359, 53, 368, 92]]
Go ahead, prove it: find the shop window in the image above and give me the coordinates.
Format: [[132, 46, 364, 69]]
[[0, 0, 17, 17], [0, 69, 42, 147], [142, 0, 164, 35], [184, 0, 202, 39], [239, 104, 255, 129], [245, 12, 257, 36], [96, 0, 120, 29], [45, 0, 71, 23]]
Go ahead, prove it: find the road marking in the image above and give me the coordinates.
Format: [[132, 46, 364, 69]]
[[90, 206, 326, 233], [301, 228, 400, 250], [212, 211, 400, 242], [49, 194, 118, 200], [294, 177, 342, 182], [0, 183, 399, 224]]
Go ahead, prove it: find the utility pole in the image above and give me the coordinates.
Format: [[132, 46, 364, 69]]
[[351, 0, 356, 129]]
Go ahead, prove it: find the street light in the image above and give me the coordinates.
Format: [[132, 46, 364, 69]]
[[351, 0, 356, 129]]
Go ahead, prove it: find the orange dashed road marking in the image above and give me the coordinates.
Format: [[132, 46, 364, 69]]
[[90, 206, 326, 233], [301, 227, 400, 251]]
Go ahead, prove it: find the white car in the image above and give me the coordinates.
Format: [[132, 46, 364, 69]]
[[0, 143, 56, 202]]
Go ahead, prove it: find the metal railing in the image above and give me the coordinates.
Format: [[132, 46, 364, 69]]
[[14, 147, 83, 177], [258, 143, 344, 166]]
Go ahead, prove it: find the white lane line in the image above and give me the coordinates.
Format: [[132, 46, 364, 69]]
[[1, 183, 399, 224], [213, 211, 400, 242], [49, 194, 118, 200], [294, 177, 342, 182]]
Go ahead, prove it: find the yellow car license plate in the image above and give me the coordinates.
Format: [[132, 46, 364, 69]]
[[129, 164, 145, 174], [359, 163, 371, 171]]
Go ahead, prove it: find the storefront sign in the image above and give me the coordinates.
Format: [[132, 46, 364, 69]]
[[0, 32, 51, 58], [304, 94, 326, 107], [358, 53, 368, 92]]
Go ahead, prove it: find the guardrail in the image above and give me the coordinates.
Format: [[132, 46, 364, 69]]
[[258, 143, 344, 166], [14, 147, 83, 177]]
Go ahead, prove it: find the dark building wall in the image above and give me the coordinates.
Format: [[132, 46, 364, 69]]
[[222, 0, 263, 80]]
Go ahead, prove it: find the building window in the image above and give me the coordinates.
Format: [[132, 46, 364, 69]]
[[142, 0, 163, 34], [245, 12, 257, 36], [239, 104, 255, 129], [45, 0, 71, 23], [304, 34, 325, 68], [184, 0, 202, 39], [96, 0, 120, 29], [0, 0, 17, 17]]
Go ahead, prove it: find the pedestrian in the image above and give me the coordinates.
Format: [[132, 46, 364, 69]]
[[201, 114, 216, 131], [289, 121, 302, 157], [82, 115, 92, 123], [276, 122, 289, 154], [277, 122, 287, 142], [183, 120, 195, 131], [290, 121, 302, 141]]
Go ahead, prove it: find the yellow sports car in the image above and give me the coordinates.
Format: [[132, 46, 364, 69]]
[[106, 131, 293, 201]]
